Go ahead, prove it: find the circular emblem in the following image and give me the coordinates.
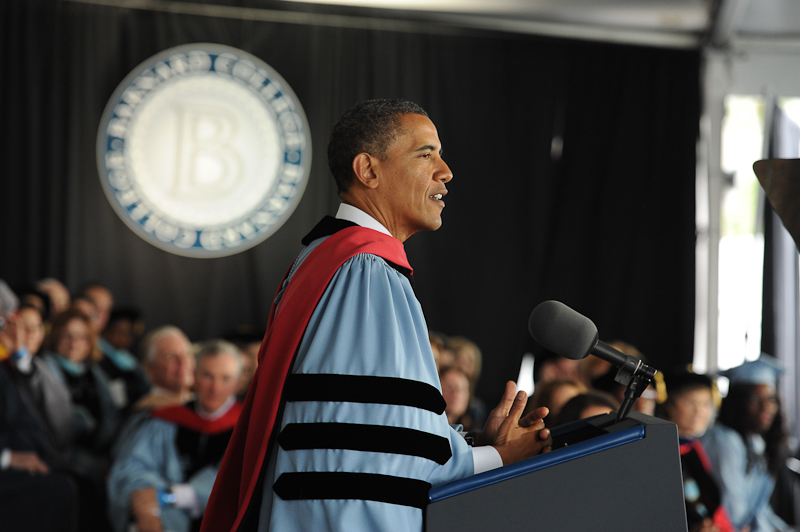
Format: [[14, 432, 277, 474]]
[[97, 44, 311, 258]]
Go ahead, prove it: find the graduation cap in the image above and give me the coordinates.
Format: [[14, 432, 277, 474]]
[[720, 354, 784, 387], [753, 158, 800, 251]]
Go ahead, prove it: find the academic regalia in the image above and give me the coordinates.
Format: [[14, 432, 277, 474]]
[[701, 425, 789, 531], [107, 400, 241, 532], [0, 363, 77, 532], [701, 355, 792, 532], [3, 357, 74, 459], [201, 218, 474, 532], [679, 438, 734, 532], [43, 353, 120, 455]]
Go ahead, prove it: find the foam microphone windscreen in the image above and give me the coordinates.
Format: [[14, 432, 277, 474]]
[[528, 300, 599, 360]]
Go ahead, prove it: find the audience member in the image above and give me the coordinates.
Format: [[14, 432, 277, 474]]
[[526, 378, 587, 419], [37, 308, 117, 529], [72, 290, 150, 414], [108, 340, 243, 532], [42, 308, 120, 458], [0, 280, 20, 360], [553, 390, 620, 427], [112, 326, 196, 461], [448, 335, 488, 428], [576, 354, 611, 388], [223, 327, 263, 401], [429, 330, 455, 371], [5, 304, 75, 459], [14, 284, 52, 329], [17, 304, 46, 355], [103, 307, 145, 354], [440, 365, 475, 430], [533, 349, 580, 385], [134, 326, 195, 410], [449, 336, 481, 385], [36, 277, 71, 319], [74, 285, 150, 411], [657, 370, 733, 532], [0, 354, 78, 532], [82, 283, 114, 333], [99, 334, 150, 415], [701, 355, 792, 532], [592, 340, 659, 416], [0, 283, 77, 532], [71, 294, 101, 330]]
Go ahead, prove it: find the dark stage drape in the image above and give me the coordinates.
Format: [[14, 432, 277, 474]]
[[0, 0, 700, 406]]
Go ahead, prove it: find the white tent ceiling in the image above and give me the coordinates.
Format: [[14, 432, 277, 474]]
[[281, 0, 800, 48], [72, 0, 800, 49]]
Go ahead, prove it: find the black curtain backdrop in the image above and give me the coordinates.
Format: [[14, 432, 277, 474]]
[[0, 0, 700, 407]]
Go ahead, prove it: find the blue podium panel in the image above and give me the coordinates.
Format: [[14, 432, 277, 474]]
[[426, 411, 688, 532]]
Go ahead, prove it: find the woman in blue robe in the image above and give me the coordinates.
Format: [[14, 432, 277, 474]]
[[701, 357, 792, 532]]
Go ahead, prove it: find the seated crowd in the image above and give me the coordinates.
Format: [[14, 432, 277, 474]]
[[1, 278, 797, 532], [0, 279, 261, 532], [432, 330, 798, 532]]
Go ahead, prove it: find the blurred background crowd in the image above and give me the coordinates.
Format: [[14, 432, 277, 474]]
[[1, 277, 799, 532]]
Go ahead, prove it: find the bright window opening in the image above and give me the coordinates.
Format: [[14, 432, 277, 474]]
[[717, 95, 765, 370]]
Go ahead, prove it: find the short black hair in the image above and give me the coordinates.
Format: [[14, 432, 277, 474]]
[[108, 307, 143, 325], [554, 390, 619, 427], [327, 99, 429, 193]]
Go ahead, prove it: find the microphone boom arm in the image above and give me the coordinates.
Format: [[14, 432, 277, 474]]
[[593, 340, 658, 422]]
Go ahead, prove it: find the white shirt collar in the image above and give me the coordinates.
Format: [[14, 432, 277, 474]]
[[335, 203, 393, 238], [195, 396, 236, 421]]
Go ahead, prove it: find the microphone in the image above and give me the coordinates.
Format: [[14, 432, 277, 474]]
[[528, 300, 656, 380], [528, 300, 657, 421]]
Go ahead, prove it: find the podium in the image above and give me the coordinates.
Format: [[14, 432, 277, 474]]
[[426, 411, 688, 532]]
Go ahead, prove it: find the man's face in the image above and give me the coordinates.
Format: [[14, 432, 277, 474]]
[[103, 319, 134, 350], [194, 353, 240, 413], [148, 334, 195, 393], [373, 113, 453, 241]]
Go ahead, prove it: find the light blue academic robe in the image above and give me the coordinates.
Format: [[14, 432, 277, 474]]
[[701, 424, 792, 532], [257, 239, 475, 532], [107, 418, 219, 532]]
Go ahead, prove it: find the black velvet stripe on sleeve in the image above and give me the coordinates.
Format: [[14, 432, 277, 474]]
[[277, 423, 452, 465], [284, 374, 446, 415], [273, 472, 432, 509]]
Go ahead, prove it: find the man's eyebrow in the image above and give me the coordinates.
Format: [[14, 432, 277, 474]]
[[414, 145, 443, 155]]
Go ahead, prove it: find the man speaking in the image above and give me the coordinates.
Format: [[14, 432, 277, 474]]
[[201, 99, 552, 532]]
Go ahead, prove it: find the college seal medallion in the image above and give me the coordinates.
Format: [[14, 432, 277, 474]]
[[97, 43, 311, 258]]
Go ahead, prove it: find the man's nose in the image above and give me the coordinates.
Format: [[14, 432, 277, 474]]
[[437, 160, 453, 183]]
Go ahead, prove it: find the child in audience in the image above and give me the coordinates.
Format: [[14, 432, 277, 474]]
[[658, 370, 733, 532]]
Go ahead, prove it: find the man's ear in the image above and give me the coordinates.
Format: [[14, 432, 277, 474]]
[[352, 153, 380, 190]]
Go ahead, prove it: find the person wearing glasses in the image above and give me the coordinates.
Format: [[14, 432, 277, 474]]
[[701, 355, 792, 532]]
